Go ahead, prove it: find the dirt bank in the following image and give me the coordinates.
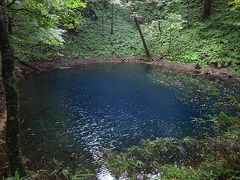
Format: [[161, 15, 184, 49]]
[[15, 56, 240, 81]]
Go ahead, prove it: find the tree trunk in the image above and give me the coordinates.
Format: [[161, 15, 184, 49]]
[[8, 17, 13, 34], [158, 8, 162, 34], [101, 0, 104, 34], [133, 15, 151, 58], [202, 0, 212, 20], [110, 3, 114, 34], [0, 1, 26, 177], [187, 0, 190, 26]]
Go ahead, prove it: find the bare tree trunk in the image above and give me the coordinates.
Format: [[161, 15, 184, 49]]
[[187, 0, 191, 26], [0, 0, 26, 177], [133, 15, 151, 58], [102, 0, 104, 35], [202, 0, 212, 20], [110, 3, 114, 34], [8, 17, 13, 34], [158, 9, 162, 34]]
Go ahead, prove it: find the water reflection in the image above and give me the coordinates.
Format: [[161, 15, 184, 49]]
[[19, 63, 240, 172], [97, 167, 115, 180]]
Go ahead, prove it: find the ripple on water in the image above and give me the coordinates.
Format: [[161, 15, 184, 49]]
[[19, 63, 240, 171]]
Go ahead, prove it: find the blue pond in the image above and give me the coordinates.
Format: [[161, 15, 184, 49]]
[[19, 63, 239, 168]]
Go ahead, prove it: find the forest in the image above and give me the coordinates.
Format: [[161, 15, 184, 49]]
[[0, 0, 240, 179]]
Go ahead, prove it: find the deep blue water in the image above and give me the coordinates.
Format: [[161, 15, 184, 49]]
[[19, 63, 240, 168]]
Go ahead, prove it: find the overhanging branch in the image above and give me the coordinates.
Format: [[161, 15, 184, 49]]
[[9, 7, 49, 19]]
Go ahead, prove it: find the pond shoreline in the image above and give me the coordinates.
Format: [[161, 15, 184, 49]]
[[0, 56, 240, 178], [16, 56, 240, 82], [1, 56, 240, 135]]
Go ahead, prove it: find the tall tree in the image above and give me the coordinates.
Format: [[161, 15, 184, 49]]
[[130, 0, 151, 58], [110, 0, 119, 35], [110, 2, 114, 34], [0, 0, 26, 177], [0, 0, 85, 177], [202, 0, 212, 19], [133, 12, 151, 58]]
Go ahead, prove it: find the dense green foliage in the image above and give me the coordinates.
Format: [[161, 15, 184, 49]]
[[10, 0, 240, 75], [231, 0, 240, 9], [62, 0, 240, 73], [8, 0, 85, 61]]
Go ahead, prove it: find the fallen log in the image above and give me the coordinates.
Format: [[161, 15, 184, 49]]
[[18, 60, 42, 71]]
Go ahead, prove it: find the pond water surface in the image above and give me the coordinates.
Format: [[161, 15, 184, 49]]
[[19, 63, 240, 176]]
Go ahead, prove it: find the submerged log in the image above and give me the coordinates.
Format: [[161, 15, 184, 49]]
[[19, 60, 42, 71]]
